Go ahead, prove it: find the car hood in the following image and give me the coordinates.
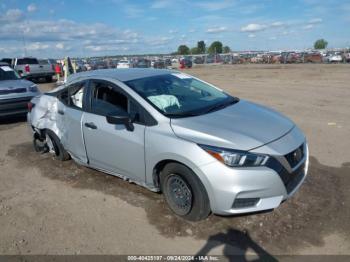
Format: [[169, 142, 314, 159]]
[[0, 79, 33, 89], [170, 100, 295, 151]]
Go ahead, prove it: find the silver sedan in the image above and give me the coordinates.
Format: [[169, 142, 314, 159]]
[[28, 69, 308, 221]]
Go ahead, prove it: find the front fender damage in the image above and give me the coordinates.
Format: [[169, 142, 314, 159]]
[[29, 95, 67, 143]]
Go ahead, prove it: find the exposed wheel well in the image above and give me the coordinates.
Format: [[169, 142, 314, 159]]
[[152, 160, 193, 192]]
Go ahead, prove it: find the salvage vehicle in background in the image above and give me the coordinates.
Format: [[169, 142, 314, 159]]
[[117, 60, 132, 69], [12, 57, 55, 82], [134, 59, 150, 68], [0, 62, 40, 117], [323, 52, 343, 63], [303, 52, 322, 63], [28, 68, 308, 221], [0, 58, 12, 66], [153, 60, 166, 69], [344, 52, 350, 63]]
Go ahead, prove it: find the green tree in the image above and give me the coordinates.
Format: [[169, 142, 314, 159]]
[[208, 41, 223, 54], [223, 46, 231, 53], [314, 39, 328, 49], [190, 47, 199, 54], [177, 45, 190, 55], [197, 41, 206, 54]]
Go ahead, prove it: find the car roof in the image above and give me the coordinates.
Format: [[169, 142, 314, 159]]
[[67, 68, 176, 83]]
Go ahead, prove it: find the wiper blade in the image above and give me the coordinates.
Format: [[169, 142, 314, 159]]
[[165, 111, 201, 118], [204, 99, 238, 114], [165, 98, 239, 118]]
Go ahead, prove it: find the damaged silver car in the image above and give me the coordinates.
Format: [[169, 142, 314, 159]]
[[28, 69, 308, 221]]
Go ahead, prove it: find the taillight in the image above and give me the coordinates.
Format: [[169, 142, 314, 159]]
[[25, 64, 30, 73], [27, 102, 35, 112]]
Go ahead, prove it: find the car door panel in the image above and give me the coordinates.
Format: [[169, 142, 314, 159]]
[[56, 80, 88, 163], [82, 112, 145, 181], [81, 79, 146, 182], [62, 107, 87, 163]]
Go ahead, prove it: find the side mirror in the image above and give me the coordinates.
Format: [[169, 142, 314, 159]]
[[106, 113, 134, 131]]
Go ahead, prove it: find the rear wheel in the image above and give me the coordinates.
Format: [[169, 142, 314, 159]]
[[160, 163, 211, 221]]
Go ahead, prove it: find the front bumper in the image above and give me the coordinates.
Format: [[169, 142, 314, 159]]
[[195, 129, 309, 215], [0, 96, 34, 117]]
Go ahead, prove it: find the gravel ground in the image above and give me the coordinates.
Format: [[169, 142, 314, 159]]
[[0, 64, 349, 257]]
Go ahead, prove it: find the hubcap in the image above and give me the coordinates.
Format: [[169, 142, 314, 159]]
[[167, 174, 192, 215]]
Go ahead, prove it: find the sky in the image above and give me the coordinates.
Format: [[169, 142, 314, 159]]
[[0, 0, 350, 58]]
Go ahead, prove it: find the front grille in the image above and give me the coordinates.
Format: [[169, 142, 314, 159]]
[[285, 163, 305, 194], [0, 88, 27, 95], [266, 157, 306, 194], [284, 144, 304, 168]]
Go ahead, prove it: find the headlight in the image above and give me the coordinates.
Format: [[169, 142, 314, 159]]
[[28, 84, 38, 92], [199, 144, 269, 167]]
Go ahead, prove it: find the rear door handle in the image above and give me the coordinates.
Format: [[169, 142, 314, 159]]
[[58, 109, 64, 115], [84, 122, 97, 129]]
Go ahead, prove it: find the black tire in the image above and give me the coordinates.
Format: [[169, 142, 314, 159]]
[[33, 134, 49, 154], [46, 76, 53, 83], [160, 163, 211, 221], [45, 129, 70, 161]]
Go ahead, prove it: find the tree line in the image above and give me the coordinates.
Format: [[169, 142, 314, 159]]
[[175, 39, 330, 56], [176, 41, 231, 55]]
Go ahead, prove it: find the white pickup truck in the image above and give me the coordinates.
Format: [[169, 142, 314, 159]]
[[12, 57, 55, 82]]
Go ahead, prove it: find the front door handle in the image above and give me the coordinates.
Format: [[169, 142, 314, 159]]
[[58, 109, 64, 115], [84, 122, 97, 129]]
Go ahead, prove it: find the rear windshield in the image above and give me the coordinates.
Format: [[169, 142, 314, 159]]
[[0, 66, 20, 80], [17, 58, 39, 65]]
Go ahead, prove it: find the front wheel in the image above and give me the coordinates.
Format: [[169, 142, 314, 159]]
[[44, 130, 70, 161], [160, 163, 211, 221]]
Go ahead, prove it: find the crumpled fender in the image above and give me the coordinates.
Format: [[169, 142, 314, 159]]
[[29, 95, 67, 141]]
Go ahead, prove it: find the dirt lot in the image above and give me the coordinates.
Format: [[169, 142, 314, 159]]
[[0, 64, 349, 257]]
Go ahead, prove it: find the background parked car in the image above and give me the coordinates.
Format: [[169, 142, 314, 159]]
[[0, 58, 12, 66], [323, 52, 343, 63], [344, 52, 350, 63], [0, 62, 40, 117], [180, 57, 193, 68], [134, 59, 150, 68], [117, 60, 132, 68], [193, 57, 204, 64], [38, 59, 56, 82], [12, 57, 55, 82], [153, 60, 166, 69], [303, 52, 322, 63], [164, 58, 172, 68]]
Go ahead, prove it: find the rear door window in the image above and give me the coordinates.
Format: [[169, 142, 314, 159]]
[[57, 81, 86, 109]]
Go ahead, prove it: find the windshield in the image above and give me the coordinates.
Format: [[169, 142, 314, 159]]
[[125, 73, 238, 117], [0, 66, 20, 80]]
